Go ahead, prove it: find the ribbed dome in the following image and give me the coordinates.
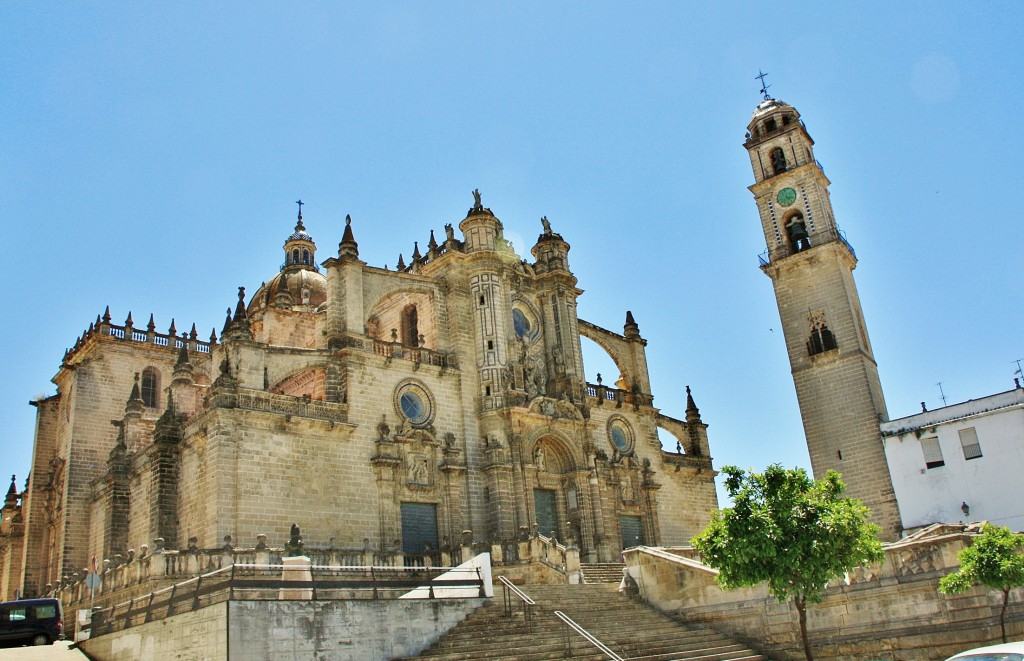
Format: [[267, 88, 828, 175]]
[[287, 226, 314, 242], [248, 267, 327, 315]]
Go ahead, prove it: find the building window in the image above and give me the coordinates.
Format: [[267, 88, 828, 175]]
[[921, 437, 944, 469], [607, 418, 634, 455], [401, 305, 418, 347], [292, 249, 300, 264], [807, 322, 837, 356], [141, 367, 160, 408], [770, 147, 787, 175], [958, 427, 982, 460], [394, 380, 434, 428], [302, 249, 309, 264]]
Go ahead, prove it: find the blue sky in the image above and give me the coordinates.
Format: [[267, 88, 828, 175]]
[[2, 3, 1021, 504]]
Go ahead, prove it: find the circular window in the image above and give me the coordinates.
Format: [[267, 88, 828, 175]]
[[394, 381, 434, 427], [608, 419, 634, 454]]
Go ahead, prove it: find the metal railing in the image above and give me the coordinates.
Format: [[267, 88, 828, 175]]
[[554, 610, 624, 660], [498, 575, 534, 632], [88, 562, 485, 637]]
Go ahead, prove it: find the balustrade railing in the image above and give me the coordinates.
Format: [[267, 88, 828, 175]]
[[371, 340, 455, 369], [66, 316, 214, 365], [235, 388, 348, 422]]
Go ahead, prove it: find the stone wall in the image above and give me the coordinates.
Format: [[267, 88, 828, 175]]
[[78, 597, 483, 661], [625, 527, 1024, 661], [81, 600, 228, 661], [229, 598, 483, 660]]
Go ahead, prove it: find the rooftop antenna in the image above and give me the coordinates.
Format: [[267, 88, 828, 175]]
[[1013, 358, 1023, 382], [755, 70, 772, 101], [936, 381, 948, 407]]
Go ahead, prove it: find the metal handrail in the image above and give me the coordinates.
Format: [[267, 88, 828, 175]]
[[88, 562, 484, 637], [554, 610, 624, 660], [497, 576, 534, 631]]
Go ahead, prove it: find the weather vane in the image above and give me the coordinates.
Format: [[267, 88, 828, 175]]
[[756, 70, 772, 101], [295, 199, 304, 220]]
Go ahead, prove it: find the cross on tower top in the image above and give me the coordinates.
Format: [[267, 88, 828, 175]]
[[295, 199, 304, 220], [755, 70, 772, 101]]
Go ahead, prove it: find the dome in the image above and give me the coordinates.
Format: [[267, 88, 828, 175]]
[[288, 227, 314, 242], [248, 267, 327, 316], [751, 98, 793, 119]]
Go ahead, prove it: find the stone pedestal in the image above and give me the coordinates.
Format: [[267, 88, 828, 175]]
[[278, 556, 313, 600]]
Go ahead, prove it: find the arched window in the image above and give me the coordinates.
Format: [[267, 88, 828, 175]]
[[786, 212, 810, 252], [292, 249, 300, 264], [401, 305, 419, 347], [141, 367, 160, 408], [770, 147, 787, 175], [302, 249, 309, 264], [807, 322, 838, 356]]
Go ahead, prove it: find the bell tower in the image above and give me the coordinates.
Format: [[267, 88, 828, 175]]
[[745, 90, 902, 539]]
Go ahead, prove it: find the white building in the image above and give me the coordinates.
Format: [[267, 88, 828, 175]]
[[881, 385, 1024, 532]]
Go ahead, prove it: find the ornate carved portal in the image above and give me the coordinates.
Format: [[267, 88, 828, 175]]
[[523, 436, 589, 553], [370, 419, 467, 556]]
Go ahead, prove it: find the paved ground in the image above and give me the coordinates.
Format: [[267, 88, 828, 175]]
[[0, 641, 89, 659]]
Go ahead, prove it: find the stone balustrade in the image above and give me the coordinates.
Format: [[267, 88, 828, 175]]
[[234, 388, 348, 422], [52, 528, 578, 614], [623, 524, 1024, 660]]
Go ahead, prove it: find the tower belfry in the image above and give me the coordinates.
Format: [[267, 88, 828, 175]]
[[745, 93, 902, 539]]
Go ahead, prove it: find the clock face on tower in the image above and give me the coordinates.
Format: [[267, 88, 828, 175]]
[[776, 187, 797, 207]]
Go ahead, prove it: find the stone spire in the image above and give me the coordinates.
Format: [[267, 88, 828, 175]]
[[222, 287, 253, 341], [685, 385, 702, 424], [125, 373, 145, 417], [172, 337, 194, 384], [273, 272, 294, 307], [338, 214, 359, 260], [397, 254, 406, 271], [5, 475, 18, 508], [233, 287, 247, 323], [624, 310, 640, 339], [427, 229, 439, 257]]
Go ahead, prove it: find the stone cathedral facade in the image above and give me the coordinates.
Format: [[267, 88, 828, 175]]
[[1, 194, 717, 599]]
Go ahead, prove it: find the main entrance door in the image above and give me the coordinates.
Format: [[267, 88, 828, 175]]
[[620, 515, 644, 550], [400, 502, 439, 553], [534, 489, 559, 539]]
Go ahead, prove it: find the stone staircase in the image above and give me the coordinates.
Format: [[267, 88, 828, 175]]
[[581, 562, 626, 584], [401, 582, 769, 661]]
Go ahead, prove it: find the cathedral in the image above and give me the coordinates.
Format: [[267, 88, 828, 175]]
[[0, 192, 718, 599]]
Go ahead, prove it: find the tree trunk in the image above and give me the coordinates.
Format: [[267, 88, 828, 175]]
[[1001, 588, 1009, 643], [795, 595, 814, 661]]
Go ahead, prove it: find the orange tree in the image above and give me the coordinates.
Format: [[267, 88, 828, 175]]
[[939, 523, 1024, 643], [692, 465, 883, 661]]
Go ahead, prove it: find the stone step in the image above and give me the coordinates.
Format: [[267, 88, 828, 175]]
[[580, 562, 627, 584], [404, 582, 771, 661]]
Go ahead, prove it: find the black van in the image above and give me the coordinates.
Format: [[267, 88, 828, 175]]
[[0, 598, 63, 646]]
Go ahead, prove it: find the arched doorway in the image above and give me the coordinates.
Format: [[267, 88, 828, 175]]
[[527, 435, 586, 548]]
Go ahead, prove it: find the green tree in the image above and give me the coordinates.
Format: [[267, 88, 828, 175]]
[[938, 523, 1024, 643], [692, 465, 883, 661]]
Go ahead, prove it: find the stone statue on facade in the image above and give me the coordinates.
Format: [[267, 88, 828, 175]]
[[284, 523, 305, 557]]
